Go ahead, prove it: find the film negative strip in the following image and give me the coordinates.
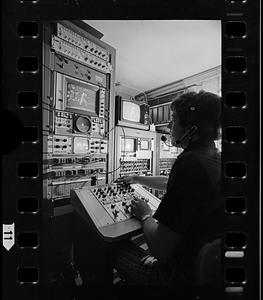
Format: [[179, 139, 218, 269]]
[[2, 0, 260, 299]]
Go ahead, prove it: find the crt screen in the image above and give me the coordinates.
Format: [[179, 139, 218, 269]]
[[66, 83, 96, 113], [121, 138, 135, 152], [73, 137, 89, 154], [140, 140, 149, 150], [122, 101, 140, 122]]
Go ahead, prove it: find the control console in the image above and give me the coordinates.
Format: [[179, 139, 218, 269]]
[[71, 183, 161, 241]]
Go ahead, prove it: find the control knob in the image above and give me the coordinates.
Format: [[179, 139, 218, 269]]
[[122, 202, 130, 213], [112, 208, 119, 217], [124, 206, 130, 213]]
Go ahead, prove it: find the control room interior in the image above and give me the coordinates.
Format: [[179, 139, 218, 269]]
[[42, 20, 222, 290]]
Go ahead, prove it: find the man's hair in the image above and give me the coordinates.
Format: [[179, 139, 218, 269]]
[[170, 90, 221, 141]]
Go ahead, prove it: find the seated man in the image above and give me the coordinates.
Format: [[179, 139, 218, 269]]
[[114, 90, 223, 287]]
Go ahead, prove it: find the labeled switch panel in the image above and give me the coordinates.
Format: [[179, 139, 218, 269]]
[[71, 183, 161, 239]]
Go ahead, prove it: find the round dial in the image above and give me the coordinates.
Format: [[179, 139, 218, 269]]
[[75, 116, 91, 133]]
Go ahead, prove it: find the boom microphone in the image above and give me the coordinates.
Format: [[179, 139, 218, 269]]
[[161, 135, 173, 147], [161, 135, 167, 142], [161, 125, 198, 147]]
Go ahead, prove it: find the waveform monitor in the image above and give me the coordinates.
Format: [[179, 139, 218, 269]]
[[55, 73, 100, 117], [66, 80, 97, 114]]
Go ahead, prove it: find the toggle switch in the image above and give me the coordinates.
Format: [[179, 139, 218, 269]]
[[112, 208, 119, 217], [124, 206, 130, 213]]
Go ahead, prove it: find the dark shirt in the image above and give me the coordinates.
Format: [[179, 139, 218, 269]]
[[153, 138, 223, 283]]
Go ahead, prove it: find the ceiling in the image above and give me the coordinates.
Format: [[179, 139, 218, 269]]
[[84, 20, 221, 97]]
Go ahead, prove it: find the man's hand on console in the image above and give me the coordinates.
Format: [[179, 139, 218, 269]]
[[130, 197, 152, 221]]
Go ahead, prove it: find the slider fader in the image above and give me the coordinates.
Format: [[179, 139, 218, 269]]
[[71, 183, 161, 241]]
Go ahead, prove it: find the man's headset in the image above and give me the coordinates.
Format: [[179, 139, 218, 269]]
[[161, 102, 199, 147], [161, 125, 198, 147]]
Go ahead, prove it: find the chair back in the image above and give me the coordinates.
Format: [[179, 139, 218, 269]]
[[194, 238, 223, 287]]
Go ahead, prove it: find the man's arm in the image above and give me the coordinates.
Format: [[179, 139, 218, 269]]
[[130, 198, 180, 262], [116, 175, 168, 191], [142, 217, 181, 262], [136, 176, 168, 190]]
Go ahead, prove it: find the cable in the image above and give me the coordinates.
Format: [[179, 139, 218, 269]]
[[104, 126, 127, 182], [42, 64, 55, 73], [42, 98, 56, 113], [175, 125, 198, 145], [105, 139, 126, 176], [121, 126, 126, 158], [41, 62, 56, 110], [104, 163, 121, 175], [148, 113, 153, 125], [105, 125, 116, 137]]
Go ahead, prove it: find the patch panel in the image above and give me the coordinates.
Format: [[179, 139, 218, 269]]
[[57, 23, 110, 62], [52, 36, 112, 74]]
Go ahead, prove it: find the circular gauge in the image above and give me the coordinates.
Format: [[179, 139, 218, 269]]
[[75, 116, 91, 133]]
